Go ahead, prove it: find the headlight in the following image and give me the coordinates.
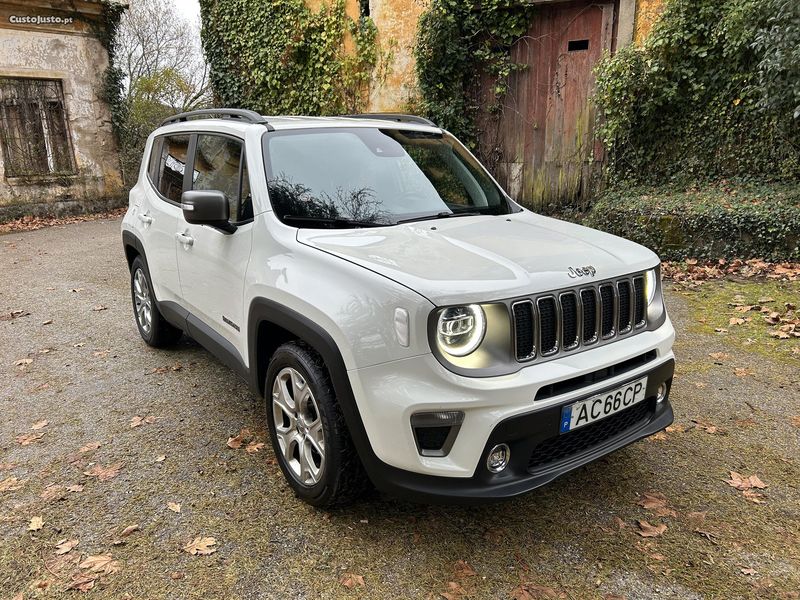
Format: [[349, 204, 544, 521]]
[[644, 269, 657, 305], [436, 305, 486, 357]]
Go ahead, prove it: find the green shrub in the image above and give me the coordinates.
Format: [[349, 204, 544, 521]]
[[593, 0, 800, 185], [199, 0, 388, 115], [583, 183, 800, 261]]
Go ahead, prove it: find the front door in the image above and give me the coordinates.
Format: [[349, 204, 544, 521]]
[[176, 133, 253, 365], [493, 1, 614, 209], [138, 133, 190, 303]]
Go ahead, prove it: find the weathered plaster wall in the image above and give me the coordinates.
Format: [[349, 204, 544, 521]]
[[368, 0, 427, 112], [0, 27, 123, 209], [634, 0, 666, 43]]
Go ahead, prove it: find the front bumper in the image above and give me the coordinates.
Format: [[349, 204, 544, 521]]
[[365, 359, 674, 503], [346, 317, 676, 502]]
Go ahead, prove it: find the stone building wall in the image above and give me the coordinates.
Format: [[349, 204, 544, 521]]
[[0, 1, 123, 217]]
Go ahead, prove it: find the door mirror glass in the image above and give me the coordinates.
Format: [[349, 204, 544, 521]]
[[181, 190, 229, 228]]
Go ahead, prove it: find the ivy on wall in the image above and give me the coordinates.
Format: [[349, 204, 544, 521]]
[[593, 0, 800, 185], [199, 0, 388, 115], [97, 1, 127, 147], [414, 0, 535, 146]]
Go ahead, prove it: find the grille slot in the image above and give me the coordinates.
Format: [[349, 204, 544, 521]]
[[600, 284, 615, 338], [633, 277, 646, 327], [511, 273, 649, 363], [537, 297, 558, 356], [580, 289, 598, 344], [560, 293, 579, 350], [512, 301, 535, 360], [618, 280, 632, 333]]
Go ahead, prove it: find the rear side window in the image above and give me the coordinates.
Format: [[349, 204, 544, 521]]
[[192, 134, 252, 222], [152, 134, 190, 203]]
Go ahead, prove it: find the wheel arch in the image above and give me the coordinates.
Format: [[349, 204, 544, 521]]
[[122, 230, 145, 270], [247, 297, 381, 481]]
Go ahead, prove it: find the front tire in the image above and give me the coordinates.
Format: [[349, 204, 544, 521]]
[[130, 256, 182, 347], [265, 341, 369, 507]]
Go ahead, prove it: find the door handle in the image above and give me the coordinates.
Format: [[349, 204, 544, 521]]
[[176, 232, 194, 246], [138, 213, 153, 225]]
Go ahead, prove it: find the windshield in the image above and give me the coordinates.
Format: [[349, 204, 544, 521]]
[[262, 128, 512, 227]]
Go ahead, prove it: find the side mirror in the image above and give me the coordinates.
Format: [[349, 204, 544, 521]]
[[180, 190, 232, 230]]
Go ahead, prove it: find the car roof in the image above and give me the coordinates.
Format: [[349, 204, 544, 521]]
[[155, 115, 442, 136]]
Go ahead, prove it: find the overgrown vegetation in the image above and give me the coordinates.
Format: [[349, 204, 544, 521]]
[[414, 0, 535, 146], [199, 0, 389, 116], [584, 182, 800, 261], [97, 1, 127, 188], [593, 0, 800, 185]]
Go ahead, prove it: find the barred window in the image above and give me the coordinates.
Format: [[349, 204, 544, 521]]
[[0, 77, 75, 177]]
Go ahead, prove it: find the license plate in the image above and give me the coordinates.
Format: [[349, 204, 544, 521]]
[[559, 377, 648, 433]]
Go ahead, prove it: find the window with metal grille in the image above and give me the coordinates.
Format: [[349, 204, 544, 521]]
[[0, 77, 75, 177]]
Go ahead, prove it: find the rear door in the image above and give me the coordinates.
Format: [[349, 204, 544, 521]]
[[137, 133, 190, 302], [176, 133, 253, 364]]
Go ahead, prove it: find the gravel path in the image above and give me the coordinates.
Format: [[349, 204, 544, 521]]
[[1, 218, 798, 599]]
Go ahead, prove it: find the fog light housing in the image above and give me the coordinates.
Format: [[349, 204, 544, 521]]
[[411, 411, 464, 457], [486, 443, 510, 473], [656, 383, 667, 403]]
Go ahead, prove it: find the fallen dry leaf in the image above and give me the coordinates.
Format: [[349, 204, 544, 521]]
[[67, 573, 97, 592], [41, 320, 53, 325], [734, 367, 754, 377], [637, 492, 677, 518], [442, 581, 468, 599], [636, 520, 667, 538], [339, 572, 365, 589], [91, 305, 108, 312], [743, 489, 767, 504], [16, 432, 45, 446], [171, 571, 185, 580], [726, 471, 768, 491], [78, 442, 101, 453], [791, 416, 800, 428], [227, 428, 252, 449], [79, 553, 120, 575], [454, 559, 477, 578], [28, 516, 44, 531], [245, 441, 265, 454], [708, 352, 730, 361], [0, 477, 23, 493], [121, 524, 139, 537], [55, 539, 79, 555], [66, 484, 84, 493], [167, 502, 181, 513], [129, 415, 156, 428], [30, 419, 48, 430], [40, 484, 65, 502], [83, 462, 123, 482], [692, 418, 724, 435], [155, 454, 166, 462], [14, 358, 33, 368], [184, 536, 217, 556]]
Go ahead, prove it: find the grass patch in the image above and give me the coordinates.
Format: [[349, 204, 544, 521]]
[[673, 278, 800, 363]]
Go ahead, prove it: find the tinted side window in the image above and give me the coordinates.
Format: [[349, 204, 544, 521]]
[[192, 134, 251, 222], [155, 134, 190, 202]]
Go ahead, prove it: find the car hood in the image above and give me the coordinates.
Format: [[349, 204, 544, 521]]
[[296, 212, 659, 306]]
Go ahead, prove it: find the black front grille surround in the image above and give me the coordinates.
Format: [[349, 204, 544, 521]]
[[511, 273, 648, 364]]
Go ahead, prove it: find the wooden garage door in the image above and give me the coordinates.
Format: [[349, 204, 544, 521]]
[[488, 1, 614, 210]]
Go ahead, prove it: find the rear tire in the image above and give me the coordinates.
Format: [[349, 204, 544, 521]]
[[130, 256, 182, 347], [265, 341, 370, 507]]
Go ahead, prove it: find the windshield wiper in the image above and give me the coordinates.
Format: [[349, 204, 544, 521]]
[[395, 210, 483, 225], [282, 215, 387, 228]]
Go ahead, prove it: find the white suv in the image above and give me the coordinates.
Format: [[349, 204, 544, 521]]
[[121, 109, 675, 507]]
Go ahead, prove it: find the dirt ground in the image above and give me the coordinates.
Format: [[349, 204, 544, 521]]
[[1, 218, 798, 600]]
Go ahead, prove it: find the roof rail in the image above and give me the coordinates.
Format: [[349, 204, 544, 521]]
[[340, 113, 437, 127], [160, 108, 274, 130]]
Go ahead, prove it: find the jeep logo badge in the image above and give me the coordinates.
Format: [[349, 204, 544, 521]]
[[568, 266, 597, 278]]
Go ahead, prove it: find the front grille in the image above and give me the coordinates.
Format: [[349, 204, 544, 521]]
[[528, 399, 654, 472], [512, 273, 648, 362]]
